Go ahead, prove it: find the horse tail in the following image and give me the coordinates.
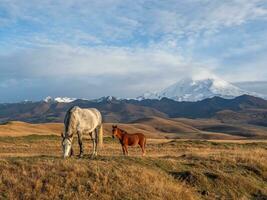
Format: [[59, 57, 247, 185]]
[[98, 124, 103, 148]]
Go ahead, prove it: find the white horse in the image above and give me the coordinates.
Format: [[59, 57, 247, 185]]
[[61, 106, 103, 158]]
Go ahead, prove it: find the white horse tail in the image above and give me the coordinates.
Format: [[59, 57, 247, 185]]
[[98, 124, 103, 148]]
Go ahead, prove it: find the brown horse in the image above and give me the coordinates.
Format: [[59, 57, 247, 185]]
[[112, 125, 146, 156]]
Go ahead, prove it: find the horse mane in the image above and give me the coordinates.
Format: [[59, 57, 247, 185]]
[[118, 128, 128, 135], [64, 106, 77, 137], [64, 106, 72, 133]]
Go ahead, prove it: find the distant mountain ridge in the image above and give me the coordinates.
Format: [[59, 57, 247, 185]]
[[42, 96, 116, 103], [1, 95, 267, 128]]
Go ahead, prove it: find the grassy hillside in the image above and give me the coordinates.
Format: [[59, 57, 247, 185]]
[[0, 121, 63, 137], [132, 117, 200, 133], [0, 135, 266, 200], [174, 118, 267, 139], [1, 118, 267, 139], [0, 157, 195, 200]]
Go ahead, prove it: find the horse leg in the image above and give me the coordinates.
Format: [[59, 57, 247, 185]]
[[143, 138, 146, 156], [141, 144, 145, 156], [124, 145, 129, 156], [94, 128, 98, 156], [139, 139, 146, 156], [78, 131, 84, 158], [122, 145, 126, 155], [90, 131, 97, 158]]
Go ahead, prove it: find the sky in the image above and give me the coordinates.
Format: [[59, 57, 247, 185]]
[[0, 0, 267, 102]]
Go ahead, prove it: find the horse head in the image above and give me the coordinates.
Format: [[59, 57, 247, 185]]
[[112, 125, 118, 139], [61, 132, 74, 158]]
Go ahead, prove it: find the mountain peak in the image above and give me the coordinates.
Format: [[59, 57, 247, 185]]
[[140, 77, 257, 102], [43, 96, 77, 103], [91, 96, 118, 103]]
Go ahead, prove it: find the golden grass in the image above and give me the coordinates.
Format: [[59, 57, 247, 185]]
[[0, 121, 63, 137], [0, 135, 266, 200], [0, 158, 195, 200]]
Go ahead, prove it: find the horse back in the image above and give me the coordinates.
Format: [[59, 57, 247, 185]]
[[124, 133, 146, 146], [66, 107, 102, 133], [79, 108, 102, 128]]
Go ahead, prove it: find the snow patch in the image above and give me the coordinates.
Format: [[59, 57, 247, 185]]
[[43, 96, 77, 103]]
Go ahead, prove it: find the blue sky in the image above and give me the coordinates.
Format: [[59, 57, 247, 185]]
[[0, 0, 267, 102]]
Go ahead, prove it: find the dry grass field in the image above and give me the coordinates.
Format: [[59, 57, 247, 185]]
[[0, 121, 64, 137], [0, 121, 267, 199], [0, 131, 266, 200]]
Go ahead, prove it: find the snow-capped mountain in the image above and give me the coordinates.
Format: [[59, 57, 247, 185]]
[[43, 96, 77, 103], [43, 96, 117, 103], [139, 77, 261, 102], [42, 77, 266, 104], [91, 96, 117, 103]]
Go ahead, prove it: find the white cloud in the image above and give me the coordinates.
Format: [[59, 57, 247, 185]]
[[0, 0, 267, 101], [0, 42, 218, 100], [1, 0, 267, 44], [0, 43, 213, 78]]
